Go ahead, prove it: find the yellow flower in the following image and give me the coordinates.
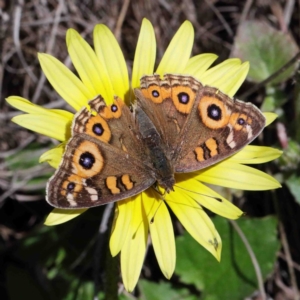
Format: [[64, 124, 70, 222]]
[[6, 19, 281, 292]]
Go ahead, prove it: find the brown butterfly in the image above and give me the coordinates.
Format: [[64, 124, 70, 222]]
[[46, 74, 265, 208]]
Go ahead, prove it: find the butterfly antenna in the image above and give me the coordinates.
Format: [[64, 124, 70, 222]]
[[149, 184, 169, 224], [175, 185, 223, 203], [150, 199, 164, 224]]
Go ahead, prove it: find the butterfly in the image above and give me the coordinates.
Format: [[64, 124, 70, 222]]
[[46, 74, 265, 208]]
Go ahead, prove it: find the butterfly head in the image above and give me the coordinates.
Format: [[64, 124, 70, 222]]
[[157, 175, 175, 193]]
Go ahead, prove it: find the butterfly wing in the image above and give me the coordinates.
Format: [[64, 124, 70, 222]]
[[46, 96, 155, 208], [134, 74, 265, 173], [173, 85, 266, 172], [135, 74, 203, 156]]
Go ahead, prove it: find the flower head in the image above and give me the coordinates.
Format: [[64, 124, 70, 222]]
[[6, 19, 281, 292]]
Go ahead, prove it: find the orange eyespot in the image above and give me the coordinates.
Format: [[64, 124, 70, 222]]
[[72, 141, 104, 178], [198, 96, 230, 129], [172, 86, 195, 114], [85, 115, 111, 143]]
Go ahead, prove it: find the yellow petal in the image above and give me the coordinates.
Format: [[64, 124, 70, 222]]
[[131, 18, 156, 90], [12, 114, 71, 142], [93, 24, 129, 102], [44, 208, 87, 225], [200, 58, 241, 87], [38, 53, 93, 111], [109, 198, 133, 256], [142, 190, 175, 279], [218, 62, 249, 96], [6, 96, 49, 114], [264, 112, 277, 126], [184, 54, 218, 78], [121, 194, 148, 292], [202, 60, 247, 96], [39, 144, 65, 169], [166, 189, 221, 261], [229, 145, 282, 164], [175, 176, 243, 219], [196, 161, 281, 190], [6, 96, 74, 120], [66, 29, 114, 104], [156, 21, 194, 75]]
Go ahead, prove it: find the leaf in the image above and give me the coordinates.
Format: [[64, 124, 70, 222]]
[[11, 209, 104, 299], [4, 145, 52, 191], [277, 140, 300, 172], [260, 86, 287, 113], [232, 21, 299, 84], [5, 146, 45, 170], [138, 280, 198, 300], [175, 216, 279, 299], [286, 175, 300, 204]]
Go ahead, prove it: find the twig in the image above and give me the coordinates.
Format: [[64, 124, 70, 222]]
[[0, 168, 45, 207], [240, 50, 300, 99], [204, 0, 234, 37], [21, 17, 70, 27], [114, 0, 131, 42], [279, 221, 300, 300], [271, 1, 287, 33], [13, 0, 37, 84], [278, 251, 300, 272], [32, 0, 65, 103], [283, 0, 295, 30], [0, 135, 35, 158], [195, 27, 232, 50], [99, 203, 114, 234], [93, 203, 116, 300], [239, 0, 254, 27], [230, 220, 267, 300]]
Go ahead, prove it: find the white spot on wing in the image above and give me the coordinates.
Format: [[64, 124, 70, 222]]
[[246, 124, 253, 139], [226, 124, 236, 148], [85, 187, 98, 201], [67, 194, 77, 206]]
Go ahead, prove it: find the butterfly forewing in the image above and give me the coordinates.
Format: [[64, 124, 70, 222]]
[[135, 74, 203, 153], [46, 96, 155, 208]]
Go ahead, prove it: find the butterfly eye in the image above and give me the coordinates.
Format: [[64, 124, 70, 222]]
[[152, 90, 159, 97], [92, 123, 104, 136], [237, 118, 246, 125], [177, 92, 189, 104], [79, 152, 95, 169], [111, 104, 118, 112], [207, 104, 222, 121]]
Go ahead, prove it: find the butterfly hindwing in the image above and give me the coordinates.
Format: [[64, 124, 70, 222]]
[[46, 96, 155, 208], [173, 86, 266, 172]]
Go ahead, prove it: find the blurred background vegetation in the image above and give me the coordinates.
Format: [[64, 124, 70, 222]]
[[1, 0, 300, 299]]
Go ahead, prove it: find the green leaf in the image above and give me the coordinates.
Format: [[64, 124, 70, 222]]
[[261, 86, 286, 113], [232, 20, 299, 84], [277, 140, 300, 172], [138, 280, 198, 300], [286, 174, 300, 204], [175, 216, 279, 299], [3, 145, 53, 190], [5, 146, 45, 170]]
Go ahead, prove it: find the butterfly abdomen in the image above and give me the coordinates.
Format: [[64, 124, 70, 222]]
[[135, 105, 175, 192]]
